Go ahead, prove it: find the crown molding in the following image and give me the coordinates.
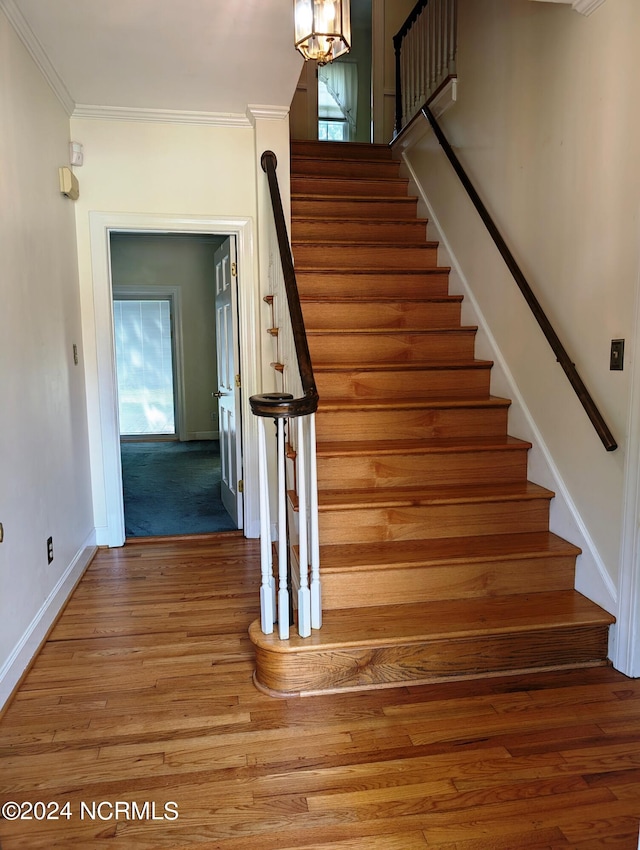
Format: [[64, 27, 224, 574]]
[[246, 105, 291, 125], [71, 104, 253, 127], [0, 0, 75, 114]]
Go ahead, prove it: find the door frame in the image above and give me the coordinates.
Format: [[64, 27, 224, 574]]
[[89, 212, 260, 546]]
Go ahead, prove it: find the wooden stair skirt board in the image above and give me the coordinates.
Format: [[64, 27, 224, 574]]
[[250, 139, 615, 697], [249, 593, 613, 697]]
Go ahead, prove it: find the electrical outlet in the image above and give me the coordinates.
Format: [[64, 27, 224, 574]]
[[47, 536, 54, 564]]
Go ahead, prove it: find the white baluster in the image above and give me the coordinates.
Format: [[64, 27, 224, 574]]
[[449, 0, 457, 76], [308, 413, 322, 629], [429, 0, 435, 94], [277, 417, 290, 640], [438, 0, 445, 83], [419, 12, 426, 105], [296, 417, 311, 637], [258, 418, 275, 634]]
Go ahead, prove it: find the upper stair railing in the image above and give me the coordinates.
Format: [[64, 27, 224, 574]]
[[250, 150, 322, 641], [394, 0, 458, 136], [420, 106, 617, 452]]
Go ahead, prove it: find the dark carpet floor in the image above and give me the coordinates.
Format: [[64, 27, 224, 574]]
[[120, 440, 237, 537]]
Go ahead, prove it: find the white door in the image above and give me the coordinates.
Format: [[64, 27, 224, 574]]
[[214, 237, 243, 528]]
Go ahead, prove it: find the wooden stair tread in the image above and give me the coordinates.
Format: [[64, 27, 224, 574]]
[[313, 359, 492, 373], [316, 531, 581, 572], [294, 239, 439, 249], [308, 325, 476, 336], [292, 215, 427, 226], [292, 174, 407, 185], [292, 192, 418, 203], [315, 435, 531, 456], [291, 140, 393, 158], [318, 396, 511, 411], [251, 591, 614, 653], [296, 265, 450, 274], [291, 155, 394, 167], [317, 480, 554, 510], [302, 295, 463, 305]]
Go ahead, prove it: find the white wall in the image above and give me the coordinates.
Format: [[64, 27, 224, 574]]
[[399, 0, 640, 613], [70, 113, 291, 544], [0, 11, 95, 707]]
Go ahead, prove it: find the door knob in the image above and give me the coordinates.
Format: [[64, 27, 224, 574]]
[[212, 391, 224, 398]]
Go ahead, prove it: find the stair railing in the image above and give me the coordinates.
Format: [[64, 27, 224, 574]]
[[250, 150, 321, 640], [394, 0, 458, 136], [421, 106, 617, 452]]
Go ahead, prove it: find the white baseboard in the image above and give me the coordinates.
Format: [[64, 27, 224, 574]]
[[0, 533, 98, 712]]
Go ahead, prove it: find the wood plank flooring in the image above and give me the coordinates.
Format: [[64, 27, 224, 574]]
[[0, 535, 639, 849]]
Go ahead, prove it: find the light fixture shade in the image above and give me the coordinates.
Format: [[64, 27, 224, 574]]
[[294, 0, 351, 65]]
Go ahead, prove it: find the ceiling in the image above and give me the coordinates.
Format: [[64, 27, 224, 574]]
[[4, 0, 304, 116]]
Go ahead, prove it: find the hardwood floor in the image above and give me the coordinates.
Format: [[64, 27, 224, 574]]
[[0, 536, 638, 848]]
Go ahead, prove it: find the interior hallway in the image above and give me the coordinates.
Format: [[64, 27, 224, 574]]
[[0, 535, 639, 849]]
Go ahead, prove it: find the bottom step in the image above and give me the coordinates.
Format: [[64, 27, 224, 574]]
[[249, 591, 614, 697]]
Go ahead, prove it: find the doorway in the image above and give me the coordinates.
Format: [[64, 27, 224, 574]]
[[89, 212, 260, 548], [107, 229, 244, 540]]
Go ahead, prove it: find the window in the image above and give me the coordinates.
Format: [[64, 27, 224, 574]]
[[318, 61, 358, 141], [318, 119, 348, 141], [113, 298, 176, 436]]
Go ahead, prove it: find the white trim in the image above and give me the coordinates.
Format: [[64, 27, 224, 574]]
[[400, 148, 616, 617], [429, 78, 458, 120], [612, 223, 640, 677], [72, 104, 253, 127], [572, 0, 606, 14], [372, 0, 385, 144], [0, 0, 75, 115], [112, 284, 187, 441], [0, 536, 97, 711], [528, 0, 607, 15], [246, 105, 290, 125], [89, 212, 261, 546]]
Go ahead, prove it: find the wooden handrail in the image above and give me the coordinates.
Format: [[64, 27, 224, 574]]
[[421, 106, 617, 452], [250, 151, 319, 420]]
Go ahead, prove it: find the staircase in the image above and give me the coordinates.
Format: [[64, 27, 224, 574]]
[[249, 139, 614, 697]]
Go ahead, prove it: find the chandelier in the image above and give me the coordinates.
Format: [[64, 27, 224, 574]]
[[294, 0, 351, 66]]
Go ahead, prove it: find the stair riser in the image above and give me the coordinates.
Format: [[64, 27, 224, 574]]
[[318, 498, 551, 544], [293, 219, 427, 243], [316, 449, 529, 490], [291, 140, 393, 161], [291, 176, 409, 197], [292, 157, 401, 179], [302, 300, 461, 330], [321, 555, 577, 610], [315, 406, 509, 442], [309, 330, 477, 364], [296, 271, 451, 298], [294, 244, 439, 270], [314, 366, 491, 400], [292, 197, 419, 220], [253, 626, 609, 695]]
